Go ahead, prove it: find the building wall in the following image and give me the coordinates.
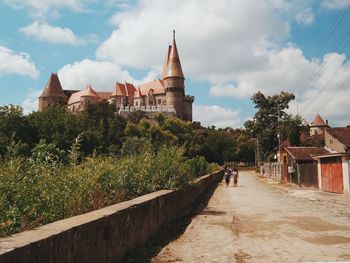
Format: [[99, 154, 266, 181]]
[[325, 130, 346, 153], [310, 127, 324, 136], [342, 157, 350, 193], [39, 97, 67, 112]]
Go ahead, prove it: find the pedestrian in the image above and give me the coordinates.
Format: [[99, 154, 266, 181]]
[[224, 168, 232, 187], [232, 167, 239, 187]]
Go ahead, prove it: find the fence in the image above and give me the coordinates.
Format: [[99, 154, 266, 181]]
[[260, 162, 282, 181], [260, 162, 318, 188], [297, 163, 318, 187]]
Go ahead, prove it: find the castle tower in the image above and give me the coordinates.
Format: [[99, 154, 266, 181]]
[[38, 73, 67, 111], [310, 114, 330, 136], [163, 30, 185, 119], [80, 84, 100, 109]]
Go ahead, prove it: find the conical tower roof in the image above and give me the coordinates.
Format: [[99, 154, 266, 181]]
[[311, 114, 328, 127], [161, 45, 171, 79], [81, 84, 99, 98], [165, 30, 184, 79], [40, 73, 67, 98]]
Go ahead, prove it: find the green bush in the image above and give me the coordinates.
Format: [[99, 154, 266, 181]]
[[0, 142, 217, 237]]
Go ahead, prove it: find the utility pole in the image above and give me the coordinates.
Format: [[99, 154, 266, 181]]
[[251, 138, 260, 167]]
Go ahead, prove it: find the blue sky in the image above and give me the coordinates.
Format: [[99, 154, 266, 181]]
[[0, 0, 349, 128]]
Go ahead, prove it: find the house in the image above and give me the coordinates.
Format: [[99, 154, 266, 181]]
[[38, 31, 194, 121], [313, 127, 350, 194], [283, 147, 330, 187]]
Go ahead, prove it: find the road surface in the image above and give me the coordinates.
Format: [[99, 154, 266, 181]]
[[151, 171, 350, 262]]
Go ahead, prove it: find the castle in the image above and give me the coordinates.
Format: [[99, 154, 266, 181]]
[[38, 31, 194, 121]]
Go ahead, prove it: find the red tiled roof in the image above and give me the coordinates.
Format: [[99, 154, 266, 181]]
[[82, 84, 99, 97], [326, 127, 350, 147], [40, 73, 67, 98], [68, 85, 100, 105], [63, 90, 79, 99], [125, 83, 136, 97], [68, 90, 84, 105], [138, 79, 164, 95], [284, 147, 330, 161], [111, 82, 136, 97], [112, 82, 126, 96], [97, 92, 112, 101], [162, 45, 171, 79], [165, 35, 184, 79], [311, 114, 328, 127]]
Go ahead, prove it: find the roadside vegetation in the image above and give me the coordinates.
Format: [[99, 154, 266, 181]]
[[0, 103, 255, 237]]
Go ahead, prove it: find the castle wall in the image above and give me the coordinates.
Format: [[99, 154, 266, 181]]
[[182, 96, 194, 122], [39, 97, 67, 112]]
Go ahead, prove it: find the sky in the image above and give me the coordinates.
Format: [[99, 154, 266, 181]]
[[0, 0, 350, 128]]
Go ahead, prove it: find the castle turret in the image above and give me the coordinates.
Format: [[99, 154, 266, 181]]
[[310, 114, 330, 136], [164, 30, 185, 119], [38, 73, 67, 111], [80, 84, 100, 109]]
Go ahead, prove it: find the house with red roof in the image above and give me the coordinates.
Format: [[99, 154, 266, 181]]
[[282, 146, 330, 187], [38, 31, 194, 121], [313, 127, 350, 194]]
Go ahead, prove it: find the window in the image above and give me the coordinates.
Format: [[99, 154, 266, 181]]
[[158, 99, 161, 105], [135, 101, 139, 106]]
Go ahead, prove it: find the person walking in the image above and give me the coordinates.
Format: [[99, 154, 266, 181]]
[[224, 168, 232, 187], [232, 167, 239, 187]]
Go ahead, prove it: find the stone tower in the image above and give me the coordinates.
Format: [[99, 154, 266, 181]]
[[80, 84, 99, 110], [38, 73, 67, 112], [310, 114, 330, 136], [163, 30, 185, 119]]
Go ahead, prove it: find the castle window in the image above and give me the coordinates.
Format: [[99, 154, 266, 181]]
[[135, 101, 139, 106], [158, 99, 161, 105]]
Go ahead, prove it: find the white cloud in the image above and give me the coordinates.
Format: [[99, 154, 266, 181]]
[[209, 45, 309, 98], [20, 21, 84, 45], [193, 104, 241, 128], [3, 0, 93, 17], [97, 0, 294, 75], [321, 0, 350, 10], [0, 46, 39, 78], [288, 54, 350, 125], [57, 59, 135, 90], [296, 9, 315, 26], [22, 90, 41, 114]]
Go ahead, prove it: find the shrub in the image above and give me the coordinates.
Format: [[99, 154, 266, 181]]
[[0, 141, 218, 237]]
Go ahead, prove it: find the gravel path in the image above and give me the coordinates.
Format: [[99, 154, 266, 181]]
[[151, 171, 350, 262]]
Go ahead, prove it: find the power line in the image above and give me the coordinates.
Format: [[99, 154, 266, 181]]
[[291, 3, 350, 96], [319, 78, 350, 115], [298, 59, 347, 115]]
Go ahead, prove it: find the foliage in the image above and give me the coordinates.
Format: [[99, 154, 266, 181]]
[[244, 91, 299, 160], [0, 139, 217, 237]]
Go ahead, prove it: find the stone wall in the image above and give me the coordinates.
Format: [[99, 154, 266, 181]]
[[0, 170, 223, 263]]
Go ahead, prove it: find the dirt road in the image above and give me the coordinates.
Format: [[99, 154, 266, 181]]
[[151, 171, 350, 262]]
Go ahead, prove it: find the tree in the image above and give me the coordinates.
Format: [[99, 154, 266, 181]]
[[0, 105, 35, 157], [244, 91, 295, 160]]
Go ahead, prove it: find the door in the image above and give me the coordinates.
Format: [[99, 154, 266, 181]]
[[321, 157, 343, 194]]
